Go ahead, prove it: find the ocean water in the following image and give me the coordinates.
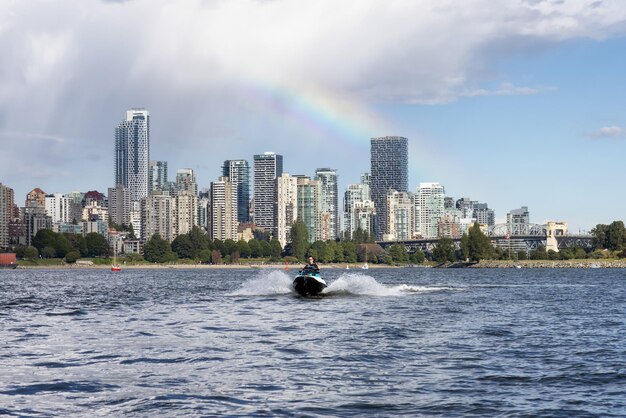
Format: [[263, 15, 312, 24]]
[[0, 267, 624, 417]]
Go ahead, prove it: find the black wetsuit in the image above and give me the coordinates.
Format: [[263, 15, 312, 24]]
[[302, 263, 320, 274]]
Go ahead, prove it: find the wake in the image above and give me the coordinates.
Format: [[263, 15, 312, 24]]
[[231, 270, 459, 297]]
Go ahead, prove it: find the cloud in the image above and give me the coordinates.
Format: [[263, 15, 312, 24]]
[[1, 0, 626, 197], [590, 125, 624, 138]]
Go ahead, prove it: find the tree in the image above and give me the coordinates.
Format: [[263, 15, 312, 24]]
[[127, 223, 137, 240], [65, 251, 80, 263], [311, 241, 327, 262], [85, 233, 111, 257], [410, 250, 425, 264], [389, 244, 409, 264], [249, 239, 262, 258], [42, 246, 57, 259], [172, 234, 195, 259], [269, 239, 282, 258], [343, 241, 357, 263], [463, 223, 495, 262], [211, 249, 222, 264], [189, 226, 210, 253], [32, 229, 57, 253], [260, 240, 272, 257], [223, 239, 238, 256], [323, 241, 338, 262], [64, 233, 88, 257], [143, 234, 171, 263], [591, 221, 626, 251], [237, 240, 252, 258], [607, 221, 626, 250], [198, 249, 212, 263], [213, 239, 225, 256], [432, 238, 456, 263], [24, 246, 39, 260], [289, 221, 309, 260], [530, 245, 548, 260]]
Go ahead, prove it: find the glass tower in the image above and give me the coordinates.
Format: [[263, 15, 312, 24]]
[[253, 152, 283, 237], [115, 109, 150, 202], [315, 168, 339, 240], [222, 159, 251, 223], [370, 136, 408, 240]]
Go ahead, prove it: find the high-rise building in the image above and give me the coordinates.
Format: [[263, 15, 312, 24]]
[[173, 191, 198, 237], [507, 206, 530, 235], [175, 168, 197, 196], [474, 203, 495, 227], [141, 193, 173, 242], [150, 161, 168, 192], [198, 195, 210, 232], [297, 177, 321, 243], [223, 160, 250, 224], [210, 176, 238, 241], [26, 188, 46, 208], [0, 182, 15, 249], [385, 190, 414, 241], [253, 152, 283, 237], [115, 109, 150, 202], [370, 136, 408, 240], [276, 173, 298, 248], [415, 182, 445, 239], [108, 186, 131, 227], [315, 168, 339, 241], [343, 181, 374, 239], [23, 205, 51, 247], [44, 193, 73, 224]]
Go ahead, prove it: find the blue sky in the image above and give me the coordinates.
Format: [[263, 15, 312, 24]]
[[0, 0, 625, 232]]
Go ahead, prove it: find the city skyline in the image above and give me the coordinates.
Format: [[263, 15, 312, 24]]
[[1, 1, 626, 232]]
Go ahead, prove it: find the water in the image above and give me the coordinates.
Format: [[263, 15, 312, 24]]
[[1, 267, 625, 417]]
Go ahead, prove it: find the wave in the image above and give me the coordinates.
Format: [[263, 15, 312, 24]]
[[230, 270, 294, 296], [231, 270, 461, 297]]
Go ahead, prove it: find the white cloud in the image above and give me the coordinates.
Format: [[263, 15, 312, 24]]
[[1, 0, 626, 196], [591, 125, 624, 138]]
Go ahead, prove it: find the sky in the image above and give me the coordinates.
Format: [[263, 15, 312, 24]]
[[1, 0, 625, 233]]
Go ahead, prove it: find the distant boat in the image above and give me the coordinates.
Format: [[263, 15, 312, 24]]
[[111, 253, 121, 272], [346, 265, 350, 270]]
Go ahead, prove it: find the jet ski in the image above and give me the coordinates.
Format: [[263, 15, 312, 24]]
[[293, 268, 327, 297]]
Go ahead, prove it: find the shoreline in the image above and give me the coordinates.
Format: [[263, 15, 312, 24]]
[[12, 259, 626, 269]]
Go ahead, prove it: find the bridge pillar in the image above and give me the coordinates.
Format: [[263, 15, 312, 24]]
[[546, 221, 568, 252]]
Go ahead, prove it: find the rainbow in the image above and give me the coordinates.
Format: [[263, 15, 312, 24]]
[[238, 81, 448, 187], [239, 81, 392, 149]]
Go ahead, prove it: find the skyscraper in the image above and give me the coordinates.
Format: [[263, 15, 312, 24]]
[[175, 168, 198, 196], [253, 152, 283, 237], [223, 159, 250, 223], [276, 173, 298, 248], [370, 136, 408, 240], [108, 186, 131, 227], [115, 109, 150, 202], [315, 168, 339, 240], [210, 176, 238, 241], [415, 182, 445, 239], [0, 182, 15, 250], [150, 160, 168, 192]]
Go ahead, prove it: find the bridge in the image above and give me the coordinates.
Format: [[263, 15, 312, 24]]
[[377, 222, 594, 254]]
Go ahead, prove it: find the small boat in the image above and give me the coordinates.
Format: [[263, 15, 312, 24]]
[[346, 265, 350, 270], [362, 262, 369, 270], [111, 253, 121, 272], [293, 268, 327, 297]]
